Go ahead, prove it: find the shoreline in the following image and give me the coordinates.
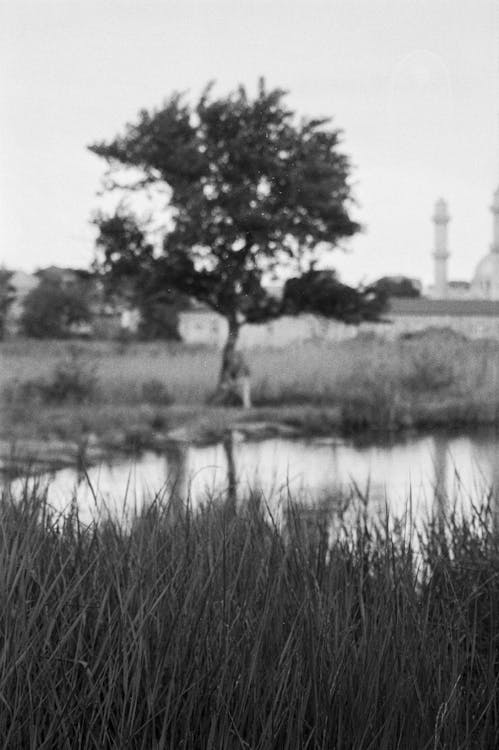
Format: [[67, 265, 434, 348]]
[[2, 400, 499, 476]]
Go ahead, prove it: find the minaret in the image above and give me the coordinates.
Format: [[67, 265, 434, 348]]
[[491, 186, 499, 253], [432, 198, 450, 298]]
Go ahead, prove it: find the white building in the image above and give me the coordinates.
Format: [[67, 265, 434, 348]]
[[428, 186, 499, 300], [4, 271, 39, 335]]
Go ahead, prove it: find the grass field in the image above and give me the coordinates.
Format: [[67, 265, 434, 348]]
[[1, 483, 498, 748], [2, 332, 499, 443]]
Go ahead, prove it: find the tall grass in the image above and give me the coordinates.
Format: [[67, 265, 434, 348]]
[[0, 340, 219, 405], [1, 483, 499, 748], [3, 333, 499, 408], [3, 334, 499, 440]]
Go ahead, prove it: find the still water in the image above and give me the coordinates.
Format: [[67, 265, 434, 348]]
[[14, 429, 499, 525]]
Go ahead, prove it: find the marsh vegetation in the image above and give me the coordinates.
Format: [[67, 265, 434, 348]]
[[1, 483, 498, 748], [2, 331, 499, 447]]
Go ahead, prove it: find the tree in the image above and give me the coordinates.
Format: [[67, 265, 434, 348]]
[[21, 277, 92, 338], [283, 270, 387, 323], [89, 80, 365, 398], [93, 213, 185, 340], [372, 276, 421, 299], [0, 268, 15, 339]]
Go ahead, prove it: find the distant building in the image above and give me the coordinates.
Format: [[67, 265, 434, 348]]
[[446, 280, 471, 298], [373, 297, 499, 340], [4, 271, 39, 335], [370, 185, 499, 341], [428, 186, 499, 300]]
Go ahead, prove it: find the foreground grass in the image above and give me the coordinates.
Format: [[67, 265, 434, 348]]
[[1, 485, 499, 748]]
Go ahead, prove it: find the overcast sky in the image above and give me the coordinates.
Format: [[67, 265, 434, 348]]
[[1, 0, 498, 286]]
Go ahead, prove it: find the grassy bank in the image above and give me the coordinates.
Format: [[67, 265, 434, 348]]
[[1, 485, 499, 748], [2, 332, 499, 446]]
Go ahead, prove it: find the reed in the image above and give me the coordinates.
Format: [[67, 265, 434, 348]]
[[2, 333, 497, 405], [1, 482, 498, 748]]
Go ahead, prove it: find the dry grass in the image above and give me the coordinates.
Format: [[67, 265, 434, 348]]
[[2, 332, 499, 433], [0, 340, 219, 404]]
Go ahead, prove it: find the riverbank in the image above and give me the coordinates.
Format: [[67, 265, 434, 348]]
[[3, 396, 499, 477], [3, 332, 499, 470], [0, 402, 345, 473]]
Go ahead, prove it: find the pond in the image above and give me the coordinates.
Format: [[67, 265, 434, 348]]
[[9, 429, 499, 526]]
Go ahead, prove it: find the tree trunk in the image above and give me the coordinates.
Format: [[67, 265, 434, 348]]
[[223, 430, 238, 509], [219, 315, 240, 388], [213, 316, 251, 407]]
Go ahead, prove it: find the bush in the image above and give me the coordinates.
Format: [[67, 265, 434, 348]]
[[43, 358, 98, 403], [337, 365, 409, 432], [401, 345, 457, 393], [8, 348, 98, 404], [141, 378, 174, 405], [21, 277, 92, 339]]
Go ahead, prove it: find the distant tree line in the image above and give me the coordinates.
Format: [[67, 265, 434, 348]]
[[20, 272, 93, 339], [371, 276, 421, 299], [0, 263, 421, 341], [0, 269, 15, 340]]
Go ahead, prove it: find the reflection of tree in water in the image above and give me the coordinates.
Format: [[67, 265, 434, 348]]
[[431, 431, 499, 538], [219, 433, 371, 545], [431, 434, 449, 531], [163, 440, 189, 520], [484, 437, 499, 536], [163, 434, 240, 515], [223, 431, 238, 511], [141, 431, 499, 537]]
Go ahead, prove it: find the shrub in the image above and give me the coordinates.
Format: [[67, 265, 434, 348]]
[[337, 365, 409, 432], [401, 345, 457, 393], [44, 358, 97, 403], [21, 277, 92, 339], [123, 425, 156, 451], [8, 348, 98, 404], [141, 378, 174, 405]]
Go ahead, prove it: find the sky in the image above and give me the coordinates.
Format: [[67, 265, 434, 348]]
[[1, 0, 498, 287]]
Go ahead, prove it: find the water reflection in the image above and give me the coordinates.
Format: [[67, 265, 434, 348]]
[[6, 430, 499, 526], [224, 432, 238, 510]]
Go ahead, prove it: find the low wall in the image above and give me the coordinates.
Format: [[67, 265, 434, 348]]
[[178, 311, 358, 348], [178, 309, 499, 348], [365, 314, 499, 341]]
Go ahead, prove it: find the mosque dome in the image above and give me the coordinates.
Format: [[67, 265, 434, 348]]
[[470, 251, 499, 299]]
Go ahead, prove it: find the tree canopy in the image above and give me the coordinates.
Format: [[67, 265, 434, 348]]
[[283, 271, 387, 323], [372, 276, 421, 299], [0, 268, 15, 339], [21, 277, 92, 339], [90, 80, 376, 396], [94, 213, 185, 339]]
